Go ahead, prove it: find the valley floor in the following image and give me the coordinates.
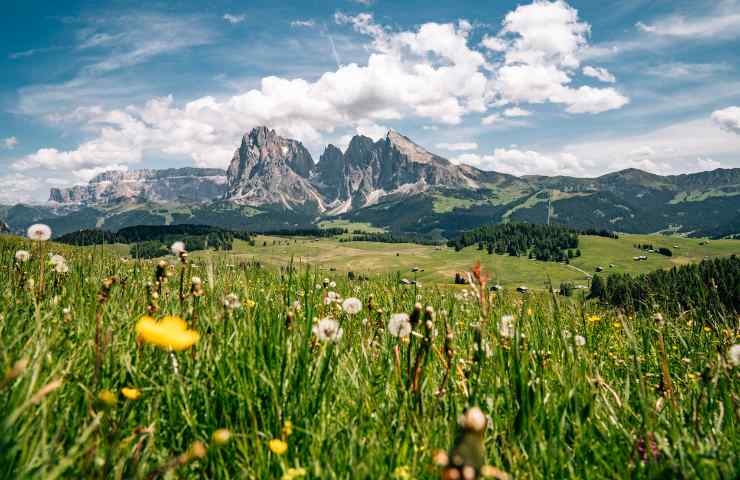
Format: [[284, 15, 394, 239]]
[[183, 234, 740, 289]]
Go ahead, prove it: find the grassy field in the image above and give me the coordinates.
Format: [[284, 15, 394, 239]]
[[1, 232, 739, 478], [0, 233, 738, 479], [193, 234, 739, 290]]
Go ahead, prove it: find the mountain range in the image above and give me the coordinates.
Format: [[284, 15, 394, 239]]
[[2, 126, 740, 239]]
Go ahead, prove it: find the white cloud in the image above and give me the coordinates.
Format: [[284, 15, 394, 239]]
[[435, 142, 479, 151], [480, 113, 530, 130], [503, 107, 531, 117], [291, 20, 316, 28], [480, 34, 507, 52], [453, 149, 588, 176], [14, 4, 631, 189], [3, 136, 18, 149], [561, 117, 740, 175], [75, 14, 214, 75], [582, 66, 615, 83], [223, 14, 246, 25], [636, 7, 740, 38], [694, 157, 721, 172], [487, 1, 629, 114], [711, 106, 740, 134], [643, 62, 730, 79], [0, 174, 43, 204]]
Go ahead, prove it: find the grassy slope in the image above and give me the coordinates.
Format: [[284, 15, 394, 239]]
[[0, 234, 737, 478], [190, 234, 739, 289]]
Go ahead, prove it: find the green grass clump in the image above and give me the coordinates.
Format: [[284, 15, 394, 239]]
[[0, 235, 738, 479]]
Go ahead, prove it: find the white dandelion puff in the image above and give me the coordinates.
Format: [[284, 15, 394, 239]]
[[341, 297, 362, 315], [170, 241, 187, 255], [574, 335, 586, 347], [27, 223, 52, 241], [729, 344, 740, 367], [15, 250, 31, 263], [388, 313, 412, 338], [499, 315, 515, 338], [312, 318, 343, 342], [223, 293, 242, 310]]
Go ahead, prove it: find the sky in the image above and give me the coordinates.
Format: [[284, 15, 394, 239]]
[[2, 0, 740, 204]]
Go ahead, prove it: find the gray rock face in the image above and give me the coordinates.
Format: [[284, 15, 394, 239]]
[[225, 126, 321, 209], [224, 126, 499, 213], [49, 168, 228, 205], [314, 130, 484, 213]]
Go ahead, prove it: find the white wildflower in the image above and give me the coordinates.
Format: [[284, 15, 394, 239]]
[[329, 281, 337, 289], [49, 254, 69, 273], [170, 241, 187, 255], [15, 250, 30, 263], [223, 293, 242, 310], [498, 315, 515, 338], [341, 297, 362, 315], [27, 223, 52, 241], [574, 335, 586, 347], [312, 318, 343, 342], [729, 344, 740, 367], [388, 313, 412, 338]]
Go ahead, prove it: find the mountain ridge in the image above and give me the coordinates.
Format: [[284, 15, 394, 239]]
[[3, 126, 739, 238]]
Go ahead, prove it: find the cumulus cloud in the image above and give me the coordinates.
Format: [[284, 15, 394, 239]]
[[435, 142, 479, 151], [711, 106, 740, 134], [0, 174, 44, 204], [486, 0, 628, 114], [14, 3, 630, 186], [223, 14, 246, 25], [3, 136, 18, 149], [453, 149, 589, 176], [582, 66, 615, 83]]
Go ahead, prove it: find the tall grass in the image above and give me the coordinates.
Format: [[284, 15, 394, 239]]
[[0, 236, 737, 479]]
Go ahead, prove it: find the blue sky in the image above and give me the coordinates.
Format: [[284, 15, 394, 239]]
[[2, 0, 740, 203]]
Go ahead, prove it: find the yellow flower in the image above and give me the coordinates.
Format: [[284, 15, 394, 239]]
[[97, 389, 117, 408], [687, 372, 698, 381], [268, 438, 288, 455], [587, 315, 601, 323], [527, 308, 533, 316], [612, 321, 622, 329], [135, 315, 200, 351], [121, 387, 141, 400], [393, 465, 411, 479], [245, 299, 257, 308], [703, 326, 711, 332], [282, 467, 306, 480], [212, 428, 231, 445], [282, 420, 293, 437]]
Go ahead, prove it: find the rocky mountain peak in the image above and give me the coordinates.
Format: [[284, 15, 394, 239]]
[[225, 126, 320, 208]]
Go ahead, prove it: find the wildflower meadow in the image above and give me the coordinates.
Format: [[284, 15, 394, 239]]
[[0, 226, 738, 479]]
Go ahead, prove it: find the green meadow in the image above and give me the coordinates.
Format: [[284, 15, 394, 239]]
[[0, 232, 738, 479]]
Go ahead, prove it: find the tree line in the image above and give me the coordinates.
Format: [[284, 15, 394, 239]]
[[448, 223, 580, 263], [589, 255, 740, 316]]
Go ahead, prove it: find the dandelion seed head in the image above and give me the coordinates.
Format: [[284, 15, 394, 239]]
[[15, 250, 30, 263], [27, 223, 51, 241], [499, 315, 515, 338], [575, 335, 586, 347], [341, 297, 362, 315], [388, 313, 412, 338], [170, 241, 186, 255], [223, 293, 242, 310], [729, 344, 740, 367], [312, 317, 343, 342]]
